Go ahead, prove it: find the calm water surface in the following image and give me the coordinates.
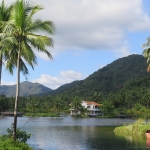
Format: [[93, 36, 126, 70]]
[[0, 116, 148, 150]]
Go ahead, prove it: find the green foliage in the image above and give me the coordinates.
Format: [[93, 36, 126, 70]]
[[101, 103, 114, 117], [0, 95, 10, 111], [114, 119, 150, 138], [0, 54, 148, 100], [6, 126, 31, 143], [71, 96, 82, 111], [1, 54, 150, 118], [0, 136, 32, 150], [47, 54, 148, 99]]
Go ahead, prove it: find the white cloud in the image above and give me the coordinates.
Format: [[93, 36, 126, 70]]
[[5, 0, 150, 57], [32, 70, 86, 89], [33, 0, 150, 53]]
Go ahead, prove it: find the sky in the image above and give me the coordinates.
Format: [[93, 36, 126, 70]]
[[2, 0, 150, 89]]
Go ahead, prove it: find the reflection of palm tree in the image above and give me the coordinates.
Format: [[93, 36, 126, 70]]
[[0, 1, 54, 140]]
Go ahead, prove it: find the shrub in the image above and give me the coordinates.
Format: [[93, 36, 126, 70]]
[[6, 125, 31, 143]]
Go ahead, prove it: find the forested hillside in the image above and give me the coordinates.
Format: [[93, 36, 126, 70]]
[[1, 54, 149, 99], [0, 81, 52, 97], [46, 54, 149, 99], [1, 54, 150, 118]]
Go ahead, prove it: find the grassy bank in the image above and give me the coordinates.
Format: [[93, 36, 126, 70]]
[[0, 136, 32, 150], [114, 119, 150, 137], [24, 112, 60, 117]]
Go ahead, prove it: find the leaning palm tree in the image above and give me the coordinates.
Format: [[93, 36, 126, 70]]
[[0, 0, 13, 85], [0, 0, 30, 85], [0, 0, 54, 140]]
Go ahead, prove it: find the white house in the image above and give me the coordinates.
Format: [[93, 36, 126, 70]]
[[70, 100, 102, 117]]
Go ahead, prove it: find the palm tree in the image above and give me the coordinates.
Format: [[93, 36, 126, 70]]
[[0, 0, 13, 85], [54, 97, 63, 113], [143, 37, 150, 72], [0, 0, 54, 140], [26, 99, 39, 112], [0, 0, 30, 85], [71, 96, 82, 115], [92, 91, 102, 103]]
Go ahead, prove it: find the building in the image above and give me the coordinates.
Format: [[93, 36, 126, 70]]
[[70, 100, 102, 117]]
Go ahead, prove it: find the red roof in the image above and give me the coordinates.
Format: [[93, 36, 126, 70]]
[[83, 101, 102, 106]]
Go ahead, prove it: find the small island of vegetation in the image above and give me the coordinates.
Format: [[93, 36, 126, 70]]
[[114, 119, 150, 138]]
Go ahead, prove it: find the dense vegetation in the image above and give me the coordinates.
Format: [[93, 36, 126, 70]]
[[46, 54, 148, 98], [114, 119, 150, 141], [0, 137, 32, 150], [1, 54, 150, 118]]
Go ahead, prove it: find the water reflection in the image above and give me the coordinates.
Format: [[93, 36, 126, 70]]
[[114, 130, 148, 150], [0, 116, 148, 150]]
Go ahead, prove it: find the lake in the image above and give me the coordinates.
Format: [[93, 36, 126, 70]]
[[0, 116, 149, 150]]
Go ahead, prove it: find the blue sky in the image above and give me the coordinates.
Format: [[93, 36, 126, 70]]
[[2, 0, 150, 89]]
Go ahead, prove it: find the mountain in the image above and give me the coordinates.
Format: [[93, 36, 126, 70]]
[[0, 81, 52, 97], [45, 54, 149, 98], [0, 54, 149, 98]]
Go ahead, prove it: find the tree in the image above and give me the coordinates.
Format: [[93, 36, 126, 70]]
[[0, 0, 54, 140], [143, 37, 150, 72], [54, 97, 64, 113], [0, 0, 31, 86], [0, 0, 13, 85], [0, 94, 10, 111], [26, 99, 39, 112], [71, 96, 82, 113], [92, 91, 102, 103]]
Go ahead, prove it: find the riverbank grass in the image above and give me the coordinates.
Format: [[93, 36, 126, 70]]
[[114, 119, 150, 137], [24, 112, 60, 117], [0, 136, 32, 150]]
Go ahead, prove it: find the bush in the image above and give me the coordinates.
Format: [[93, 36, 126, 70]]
[[114, 119, 150, 137], [6, 125, 31, 143]]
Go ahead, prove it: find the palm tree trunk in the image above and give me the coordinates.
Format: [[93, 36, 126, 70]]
[[13, 42, 21, 141], [0, 55, 2, 86]]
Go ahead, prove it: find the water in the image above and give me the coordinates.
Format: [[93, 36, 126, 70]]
[[0, 116, 148, 150]]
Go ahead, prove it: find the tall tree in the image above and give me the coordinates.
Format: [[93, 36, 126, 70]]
[[0, 0, 13, 85], [0, 0, 54, 140], [0, 0, 30, 85], [143, 37, 150, 72], [71, 96, 82, 112]]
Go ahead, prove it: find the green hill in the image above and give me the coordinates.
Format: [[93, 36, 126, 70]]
[[47, 54, 149, 98], [0, 81, 52, 97], [0, 54, 149, 98]]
